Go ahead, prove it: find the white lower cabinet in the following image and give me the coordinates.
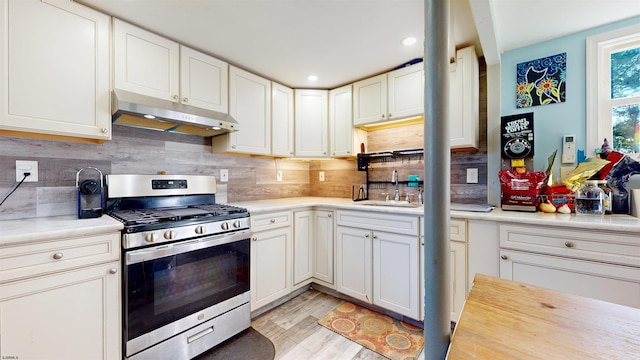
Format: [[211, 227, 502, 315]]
[[373, 230, 419, 318], [250, 212, 292, 311], [0, 232, 121, 360], [293, 211, 314, 286], [336, 225, 373, 303], [313, 210, 334, 286], [293, 210, 334, 288], [499, 223, 640, 309], [419, 218, 468, 322], [336, 210, 420, 319], [500, 250, 640, 308]]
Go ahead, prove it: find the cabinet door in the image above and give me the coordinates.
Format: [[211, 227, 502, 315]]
[[250, 227, 292, 311], [0, 261, 121, 359], [0, 0, 111, 142], [180, 46, 228, 113], [113, 19, 180, 102], [449, 46, 479, 150], [293, 211, 314, 285], [336, 226, 372, 303], [450, 240, 467, 321], [353, 73, 387, 126], [373, 230, 419, 319], [329, 85, 354, 157], [295, 89, 328, 157], [227, 66, 271, 155], [271, 82, 295, 157], [388, 63, 424, 120], [313, 210, 334, 285], [500, 250, 640, 309]]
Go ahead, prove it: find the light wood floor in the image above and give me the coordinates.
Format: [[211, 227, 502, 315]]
[[250, 289, 425, 360]]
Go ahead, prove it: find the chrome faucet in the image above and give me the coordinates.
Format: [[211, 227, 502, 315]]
[[393, 169, 400, 201]]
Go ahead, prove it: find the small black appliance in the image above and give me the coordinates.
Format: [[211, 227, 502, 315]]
[[76, 167, 104, 219]]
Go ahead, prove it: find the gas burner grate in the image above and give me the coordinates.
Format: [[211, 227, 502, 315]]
[[109, 209, 178, 226], [192, 204, 248, 216]]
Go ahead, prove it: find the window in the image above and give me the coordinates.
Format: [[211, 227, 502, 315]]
[[587, 24, 640, 157]]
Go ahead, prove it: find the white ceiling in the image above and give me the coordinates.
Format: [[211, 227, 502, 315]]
[[77, 0, 640, 89]]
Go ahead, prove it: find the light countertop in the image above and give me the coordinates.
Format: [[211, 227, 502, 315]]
[[3, 197, 639, 247], [231, 196, 640, 233], [0, 215, 123, 246]]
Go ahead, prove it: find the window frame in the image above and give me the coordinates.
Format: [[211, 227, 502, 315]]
[[586, 23, 640, 157]]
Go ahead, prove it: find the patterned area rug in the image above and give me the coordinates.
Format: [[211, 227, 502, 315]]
[[318, 302, 424, 360]]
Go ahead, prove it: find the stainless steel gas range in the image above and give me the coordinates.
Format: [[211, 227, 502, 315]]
[[105, 174, 252, 360]]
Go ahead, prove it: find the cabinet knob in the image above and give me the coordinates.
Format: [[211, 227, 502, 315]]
[[252, 237, 258, 241], [232, 145, 237, 149], [564, 241, 575, 248], [500, 254, 508, 260], [101, 128, 108, 133], [270, 219, 276, 223], [328, 214, 332, 218], [52, 252, 64, 260], [109, 268, 118, 274], [388, 113, 392, 118], [373, 235, 378, 239], [365, 233, 370, 238], [381, 114, 385, 119], [173, 94, 179, 101], [183, 97, 189, 103]]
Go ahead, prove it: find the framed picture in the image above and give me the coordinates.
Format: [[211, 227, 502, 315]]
[[516, 53, 566, 108]]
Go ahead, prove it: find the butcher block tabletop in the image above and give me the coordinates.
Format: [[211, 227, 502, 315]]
[[446, 274, 640, 359]]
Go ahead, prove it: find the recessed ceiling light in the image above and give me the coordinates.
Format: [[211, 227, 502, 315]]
[[402, 37, 417, 46], [308, 75, 318, 81], [144, 114, 156, 119]]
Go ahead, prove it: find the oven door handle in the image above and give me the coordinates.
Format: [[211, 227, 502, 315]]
[[125, 229, 252, 265]]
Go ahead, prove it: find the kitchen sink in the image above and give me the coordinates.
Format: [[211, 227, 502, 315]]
[[358, 200, 422, 208]]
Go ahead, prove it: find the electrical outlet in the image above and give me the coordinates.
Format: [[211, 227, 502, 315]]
[[16, 160, 38, 182], [319, 171, 325, 182], [277, 171, 283, 182], [466, 168, 478, 184], [220, 169, 228, 182]]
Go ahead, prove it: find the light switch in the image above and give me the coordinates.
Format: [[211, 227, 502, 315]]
[[319, 171, 325, 182], [220, 169, 228, 182], [466, 168, 478, 184]]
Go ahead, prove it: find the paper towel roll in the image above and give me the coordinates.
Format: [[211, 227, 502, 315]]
[[631, 189, 640, 217]]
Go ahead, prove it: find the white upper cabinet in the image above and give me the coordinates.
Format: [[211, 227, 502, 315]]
[[114, 19, 229, 113], [0, 0, 111, 143], [353, 73, 388, 126], [450, 46, 479, 150], [180, 46, 228, 113], [387, 63, 424, 120], [114, 19, 180, 102], [329, 85, 355, 157], [271, 82, 295, 157], [212, 65, 271, 155], [353, 62, 423, 126], [295, 89, 328, 157]]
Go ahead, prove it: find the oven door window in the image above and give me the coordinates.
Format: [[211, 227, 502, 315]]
[[125, 238, 250, 341]]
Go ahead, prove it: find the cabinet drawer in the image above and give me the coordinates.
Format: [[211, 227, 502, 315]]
[[336, 210, 418, 236], [0, 233, 120, 283], [251, 211, 292, 232], [449, 219, 467, 243], [499, 224, 640, 267]]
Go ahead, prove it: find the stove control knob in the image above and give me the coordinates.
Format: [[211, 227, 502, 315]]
[[233, 220, 242, 228], [221, 222, 230, 231], [164, 230, 176, 240], [195, 226, 205, 235], [145, 233, 159, 243]]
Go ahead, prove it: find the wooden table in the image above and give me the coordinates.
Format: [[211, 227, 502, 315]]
[[447, 274, 640, 359]]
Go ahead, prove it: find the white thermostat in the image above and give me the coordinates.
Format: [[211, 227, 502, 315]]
[[562, 134, 576, 163]]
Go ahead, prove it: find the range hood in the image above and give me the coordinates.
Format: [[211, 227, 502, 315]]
[[111, 89, 238, 137]]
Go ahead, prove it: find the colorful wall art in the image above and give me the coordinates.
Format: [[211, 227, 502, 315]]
[[516, 52, 566, 108]]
